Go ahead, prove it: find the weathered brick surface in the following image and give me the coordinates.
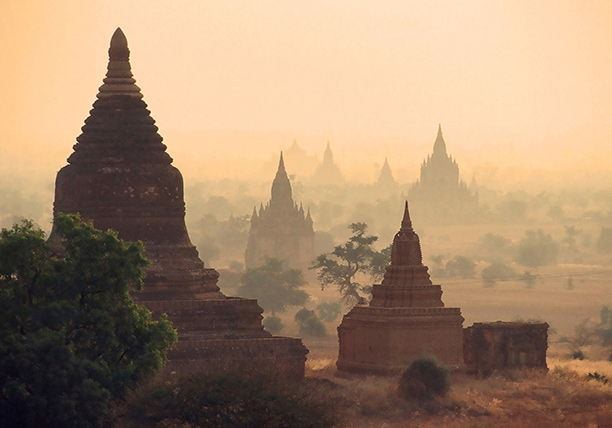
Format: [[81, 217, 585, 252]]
[[463, 322, 549, 375]]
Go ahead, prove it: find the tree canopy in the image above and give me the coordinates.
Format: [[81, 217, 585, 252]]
[[515, 229, 559, 268], [311, 223, 389, 305], [238, 258, 308, 315], [0, 215, 177, 427]]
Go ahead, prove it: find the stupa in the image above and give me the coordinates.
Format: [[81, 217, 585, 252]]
[[245, 153, 314, 271], [50, 28, 307, 378], [337, 201, 464, 373]]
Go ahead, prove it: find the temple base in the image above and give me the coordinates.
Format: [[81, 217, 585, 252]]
[[141, 296, 308, 379], [337, 306, 464, 374]]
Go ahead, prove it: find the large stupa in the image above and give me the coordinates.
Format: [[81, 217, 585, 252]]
[[50, 28, 307, 378]]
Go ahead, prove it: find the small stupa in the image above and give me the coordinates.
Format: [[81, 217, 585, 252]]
[[50, 28, 307, 378], [337, 201, 464, 373]]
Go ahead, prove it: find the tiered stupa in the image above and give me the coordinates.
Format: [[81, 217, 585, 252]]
[[245, 153, 314, 271], [408, 125, 478, 223], [337, 201, 464, 373], [50, 28, 307, 378]]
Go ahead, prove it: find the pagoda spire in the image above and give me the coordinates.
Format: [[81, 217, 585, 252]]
[[323, 142, 333, 164], [270, 151, 293, 208], [433, 124, 447, 157], [401, 200, 413, 230], [388, 200, 423, 269], [98, 28, 142, 99]]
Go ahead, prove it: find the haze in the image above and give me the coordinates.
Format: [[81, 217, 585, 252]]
[[2, 0, 612, 190]]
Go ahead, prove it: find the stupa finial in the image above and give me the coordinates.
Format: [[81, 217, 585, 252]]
[[401, 200, 413, 230], [98, 27, 142, 98]]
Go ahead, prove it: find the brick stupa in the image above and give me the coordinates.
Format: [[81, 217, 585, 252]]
[[50, 28, 307, 378], [337, 202, 464, 373]]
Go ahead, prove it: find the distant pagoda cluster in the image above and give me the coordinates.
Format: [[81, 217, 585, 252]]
[[246, 153, 315, 272], [408, 125, 478, 223], [50, 29, 307, 378]]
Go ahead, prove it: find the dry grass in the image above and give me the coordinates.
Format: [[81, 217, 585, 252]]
[[305, 353, 612, 428]]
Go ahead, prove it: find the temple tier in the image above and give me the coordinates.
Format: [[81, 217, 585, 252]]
[[50, 28, 307, 378]]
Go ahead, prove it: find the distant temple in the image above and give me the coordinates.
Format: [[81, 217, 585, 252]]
[[50, 29, 307, 378], [375, 158, 398, 191], [311, 142, 344, 185], [284, 140, 318, 177], [408, 125, 478, 223], [337, 202, 464, 373], [246, 153, 315, 272]]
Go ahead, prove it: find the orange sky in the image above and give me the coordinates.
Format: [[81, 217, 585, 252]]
[[2, 1, 612, 188]]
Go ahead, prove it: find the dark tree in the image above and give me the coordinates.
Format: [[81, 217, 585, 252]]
[[294, 308, 327, 338], [0, 215, 177, 427], [238, 258, 308, 315], [316, 302, 342, 322], [311, 223, 385, 305], [515, 229, 559, 268]]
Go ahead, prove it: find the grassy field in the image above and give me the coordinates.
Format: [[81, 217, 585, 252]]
[[303, 340, 612, 427]]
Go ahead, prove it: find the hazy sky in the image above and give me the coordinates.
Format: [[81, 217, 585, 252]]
[[2, 1, 611, 187]]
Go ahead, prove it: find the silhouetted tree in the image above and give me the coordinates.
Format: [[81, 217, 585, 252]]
[[294, 308, 327, 337], [311, 223, 384, 305], [515, 229, 559, 268], [238, 258, 308, 315]]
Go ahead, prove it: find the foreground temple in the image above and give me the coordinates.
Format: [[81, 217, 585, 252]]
[[337, 202, 464, 373], [245, 153, 314, 271], [408, 125, 478, 223], [50, 28, 307, 378]]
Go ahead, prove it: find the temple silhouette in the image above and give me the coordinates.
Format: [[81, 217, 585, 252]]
[[408, 125, 478, 223], [245, 153, 315, 272], [337, 201, 464, 373], [50, 28, 307, 378], [311, 142, 345, 185]]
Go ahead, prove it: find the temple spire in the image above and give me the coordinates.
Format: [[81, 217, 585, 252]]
[[433, 124, 447, 157], [323, 142, 333, 164], [270, 151, 293, 208], [98, 28, 142, 99], [401, 200, 413, 230]]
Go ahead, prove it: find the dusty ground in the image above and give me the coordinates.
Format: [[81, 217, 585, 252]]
[[304, 340, 612, 428]]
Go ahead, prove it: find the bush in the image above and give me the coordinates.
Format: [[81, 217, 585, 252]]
[[317, 302, 342, 322], [295, 308, 327, 338], [263, 316, 284, 334], [398, 358, 450, 401], [596, 227, 612, 253], [585, 372, 609, 385], [570, 350, 586, 360], [126, 374, 338, 427]]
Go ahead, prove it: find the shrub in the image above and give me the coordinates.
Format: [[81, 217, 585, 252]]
[[398, 358, 450, 401], [295, 308, 327, 337], [570, 350, 586, 360], [585, 372, 609, 385], [126, 374, 338, 427], [596, 227, 612, 253], [263, 316, 284, 334]]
